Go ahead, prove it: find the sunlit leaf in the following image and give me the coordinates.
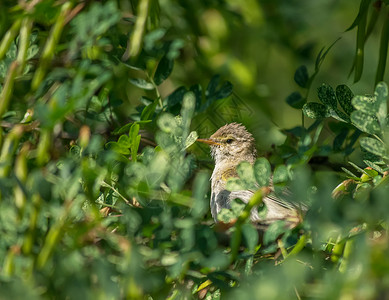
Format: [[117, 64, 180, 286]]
[[360, 137, 387, 158], [129, 78, 155, 90], [350, 110, 380, 134], [254, 158, 271, 187]]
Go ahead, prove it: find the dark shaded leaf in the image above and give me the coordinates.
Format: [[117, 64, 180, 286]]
[[303, 102, 330, 119], [294, 65, 309, 88], [164, 86, 187, 107], [336, 84, 354, 115], [154, 55, 174, 85], [286, 91, 306, 109], [318, 84, 337, 109]]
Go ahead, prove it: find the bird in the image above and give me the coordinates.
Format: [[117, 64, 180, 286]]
[[197, 122, 303, 226]]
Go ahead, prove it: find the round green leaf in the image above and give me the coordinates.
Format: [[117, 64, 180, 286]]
[[350, 110, 380, 134], [273, 165, 289, 184], [360, 137, 387, 158], [352, 95, 379, 114], [294, 65, 309, 88], [303, 102, 330, 119], [336, 84, 354, 115], [286, 91, 306, 109], [318, 83, 337, 109], [254, 157, 271, 187], [157, 113, 178, 133]]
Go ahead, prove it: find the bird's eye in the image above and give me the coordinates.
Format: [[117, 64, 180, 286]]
[[226, 139, 233, 144]]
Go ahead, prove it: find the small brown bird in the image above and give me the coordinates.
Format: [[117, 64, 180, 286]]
[[197, 123, 302, 225]]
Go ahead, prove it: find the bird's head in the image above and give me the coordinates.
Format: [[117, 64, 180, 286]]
[[197, 123, 257, 165]]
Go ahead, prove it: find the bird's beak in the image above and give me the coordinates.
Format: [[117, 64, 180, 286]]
[[197, 138, 221, 146]]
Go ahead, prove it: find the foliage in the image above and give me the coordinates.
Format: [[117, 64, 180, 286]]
[[1, 1, 389, 299]]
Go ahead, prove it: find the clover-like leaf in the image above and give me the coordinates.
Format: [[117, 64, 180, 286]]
[[318, 84, 337, 110], [286, 91, 306, 109], [294, 65, 309, 88], [254, 158, 271, 187], [374, 81, 388, 127], [352, 95, 379, 115], [236, 161, 257, 190], [273, 165, 289, 184], [303, 102, 330, 119], [157, 113, 178, 133], [350, 111, 380, 134], [360, 137, 387, 159], [336, 84, 354, 115]]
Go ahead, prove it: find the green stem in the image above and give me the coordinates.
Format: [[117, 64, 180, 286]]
[[0, 124, 23, 177], [375, 6, 389, 85], [0, 61, 18, 118], [16, 17, 33, 75], [122, 0, 150, 60], [354, 7, 368, 83], [0, 19, 22, 60], [230, 190, 263, 261], [32, 2, 72, 90]]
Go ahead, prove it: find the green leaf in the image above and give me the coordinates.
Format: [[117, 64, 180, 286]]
[[273, 165, 289, 184], [329, 108, 350, 122], [352, 95, 379, 114], [336, 84, 354, 115], [154, 55, 174, 85], [303, 102, 330, 119], [341, 167, 359, 179], [206, 75, 221, 97], [140, 100, 158, 121], [349, 161, 369, 176], [106, 141, 130, 155], [204, 75, 233, 104], [286, 91, 306, 109], [242, 223, 259, 253], [363, 160, 385, 174], [164, 86, 187, 107], [253, 158, 271, 187], [263, 220, 286, 245], [118, 134, 131, 147], [129, 78, 155, 90], [374, 81, 388, 126], [157, 113, 178, 133], [360, 137, 387, 158], [294, 65, 309, 88], [185, 131, 198, 149], [318, 84, 337, 109], [345, 0, 372, 31], [236, 161, 257, 190], [226, 178, 246, 191], [350, 110, 380, 134]]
